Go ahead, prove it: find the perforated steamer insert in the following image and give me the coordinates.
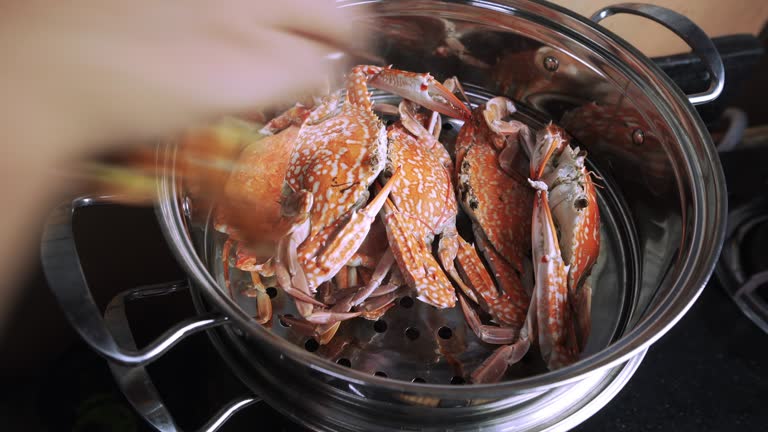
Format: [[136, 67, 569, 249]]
[[204, 87, 638, 386]]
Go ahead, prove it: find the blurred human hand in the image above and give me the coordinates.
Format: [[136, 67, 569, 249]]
[[1, 0, 360, 151], [0, 0, 362, 326]]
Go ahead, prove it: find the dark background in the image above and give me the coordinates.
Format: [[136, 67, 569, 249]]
[[2, 28, 767, 432]]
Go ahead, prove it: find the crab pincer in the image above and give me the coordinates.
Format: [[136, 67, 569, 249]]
[[367, 67, 471, 121]]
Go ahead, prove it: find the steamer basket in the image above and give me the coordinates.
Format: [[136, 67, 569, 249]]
[[42, 1, 726, 430]]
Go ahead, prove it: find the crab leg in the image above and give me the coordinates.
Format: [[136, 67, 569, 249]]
[[221, 241, 275, 325], [471, 225, 532, 301], [316, 250, 396, 322], [573, 278, 592, 351], [381, 197, 457, 308], [359, 301, 397, 321], [259, 103, 312, 135], [297, 167, 402, 290], [274, 193, 321, 315], [316, 281, 337, 305], [246, 272, 273, 325], [297, 252, 397, 341], [436, 225, 479, 304], [334, 267, 350, 292], [348, 250, 396, 306], [278, 314, 341, 346], [459, 296, 518, 344], [480, 97, 534, 180], [347, 267, 358, 288], [303, 310, 363, 325], [398, 101, 452, 170], [358, 286, 408, 319], [471, 291, 536, 383], [346, 253, 379, 269], [366, 66, 471, 120], [370, 281, 401, 297], [530, 123, 568, 180], [278, 169, 403, 324], [321, 279, 400, 305], [449, 227, 529, 344], [482, 97, 518, 136], [532, 188, 578, 369]]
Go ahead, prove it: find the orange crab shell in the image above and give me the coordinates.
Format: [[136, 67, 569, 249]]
[[566, 171, 600, 292], [286, 105, 386, 241], [533, 190, 579, 369], [384, 125, 457, 240], [536, 125, 601, 294], [381, 123, 458, 308], [456, 105, 533, 276], [214, 125, 301, 246]]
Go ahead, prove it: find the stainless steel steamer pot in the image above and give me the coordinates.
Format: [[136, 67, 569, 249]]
[[42, 1, 727, 430]]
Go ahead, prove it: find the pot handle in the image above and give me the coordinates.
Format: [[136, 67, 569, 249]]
[[590, 3, 725, 106], [40, 195, 230, 367], [105, 282, 259, 432]]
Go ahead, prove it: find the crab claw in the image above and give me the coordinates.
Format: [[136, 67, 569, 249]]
[[471, 339, 531, 384], [367, 68, 471, 120], [482, 97, 518, 135], [532, 190, 578, 370], [530, 124, 568, 180]]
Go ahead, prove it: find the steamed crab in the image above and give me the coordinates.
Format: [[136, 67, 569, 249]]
[[376, 98, 502, 311], [453, 97, 601, 383], [454, 97, 535, 343], [216, 65, 470, 336], [214, 106, 310, 324], [213, 69, 602, 379], [374, 83, 538, 329]]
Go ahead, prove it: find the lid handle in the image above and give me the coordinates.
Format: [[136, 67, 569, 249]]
[[591, 3, 725, 106]]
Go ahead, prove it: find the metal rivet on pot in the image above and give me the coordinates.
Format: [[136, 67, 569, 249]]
[[543, 56, 559, 72], [632, 129, 645, 145]]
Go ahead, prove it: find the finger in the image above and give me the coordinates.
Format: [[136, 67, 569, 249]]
[[238, 0, 364, 51], [76, 29, 345, 143]]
